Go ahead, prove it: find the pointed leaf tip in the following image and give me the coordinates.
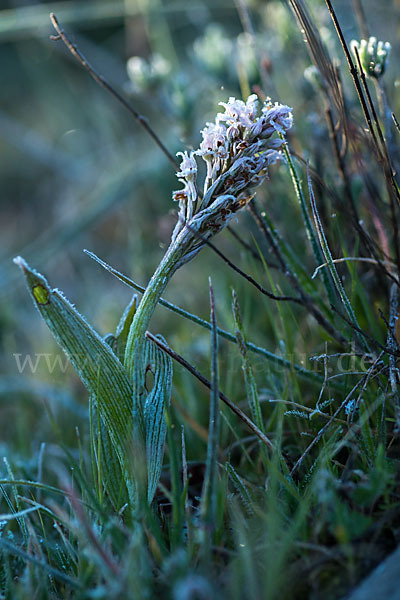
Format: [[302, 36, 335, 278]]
[[13, 256, 28, 271], [14, 257, 51, 305]]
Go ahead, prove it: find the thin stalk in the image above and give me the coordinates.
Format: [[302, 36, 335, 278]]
[[393, 112, 400, 136], [282, 139, 336, 306], [247, 203, 347, 344], [226, 225, 268, 265], [290, 369, 375, 476], [165, 408, 184, 547], [187, 226, 301, 303], [232, 290, 264, 434], [146, 331, 276, 450], [200, 281, 220, 542], [124, 240, 186, 381], [387, 284, 400, 432], [85, 250, 333, 385], [323, 0, 400, 205], [49, 13, 177, 169], [308, 169, 369, 353]]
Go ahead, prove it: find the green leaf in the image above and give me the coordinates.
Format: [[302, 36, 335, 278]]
[[115, 294, 138, 363], [307, 171, 368, 351], [14, 257, 134, 506], [89, 395, 128, 511], [143, 335, 173, 503], [282, 140, 336, 306]]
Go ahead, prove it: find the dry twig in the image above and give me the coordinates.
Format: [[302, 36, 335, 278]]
[[49, 13, 177, 169]]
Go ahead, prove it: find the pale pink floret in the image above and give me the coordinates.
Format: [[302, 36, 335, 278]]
[[226, 122, 241, 141], [217, 94, 259, 129], [197, 122, 228, 159], [176, 151, 198, 181], [172, 94, 293, 231], [261, 101, 293, 134], [245, 94, 259, 122]]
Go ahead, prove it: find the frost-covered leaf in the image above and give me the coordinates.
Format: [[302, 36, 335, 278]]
[[14, 257, 134, 505], [115, 293, 137, 362], [143, 335, 172, 503], [89, 395, 128, 511]]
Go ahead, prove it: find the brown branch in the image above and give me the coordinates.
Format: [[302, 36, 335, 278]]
[[332, 304, 399, 358], [248, 200, 348, 345], [145, 331, 276, 451], [393, 112, 400, 136], [49, 13, 178, 170], [187, 225, 302, 304], [323, 1, 400, 206]]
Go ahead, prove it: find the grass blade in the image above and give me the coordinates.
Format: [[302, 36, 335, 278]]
[[306, 171, 368, 351], [232, 290, 264, 435], [282, 140, 336, 306], [0, 539, 82, 589], [200, 280, 220, 538], [84, 250, 329, 386]]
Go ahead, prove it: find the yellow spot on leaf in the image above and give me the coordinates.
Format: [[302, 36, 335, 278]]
[[33, 285, 49, 305]]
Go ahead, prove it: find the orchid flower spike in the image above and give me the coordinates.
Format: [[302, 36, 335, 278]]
[[171, 94, 293, 246]]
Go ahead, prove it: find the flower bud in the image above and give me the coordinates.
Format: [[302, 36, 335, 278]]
[[126, 53, 171, 92], [351, 36, 391, 79]]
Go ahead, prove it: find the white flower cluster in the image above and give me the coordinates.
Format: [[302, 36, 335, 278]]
[[127, 53, 171, 92], [172, 94, 293, 242], [351, 36, 391, 79]]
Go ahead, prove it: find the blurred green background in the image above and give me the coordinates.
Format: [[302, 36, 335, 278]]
[[1, 0, 399, 459]]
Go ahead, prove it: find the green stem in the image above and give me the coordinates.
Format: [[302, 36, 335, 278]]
[[125, 247, 179, 369], [124, 234, 191, 412]]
